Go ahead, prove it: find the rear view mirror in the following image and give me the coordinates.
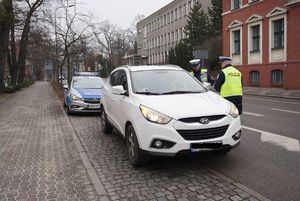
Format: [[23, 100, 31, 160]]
[[63, 85, 69, 91]]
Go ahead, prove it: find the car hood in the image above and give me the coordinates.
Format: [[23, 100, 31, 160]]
[[135, 91, 230, 119], [72, 88, 102, 99]]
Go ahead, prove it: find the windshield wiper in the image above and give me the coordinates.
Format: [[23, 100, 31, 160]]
[[160, 91, 202, 95], [135, 91, 161, 95]]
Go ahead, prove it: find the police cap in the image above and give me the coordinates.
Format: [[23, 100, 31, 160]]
[[219, 56, 232, 63], [189, 59, 201, 67]]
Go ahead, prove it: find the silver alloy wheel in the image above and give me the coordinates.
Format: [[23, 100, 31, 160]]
[[100, 109, 105, 131], [128, 131, 136, 159]]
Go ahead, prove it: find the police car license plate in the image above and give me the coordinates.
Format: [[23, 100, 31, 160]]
[[190, 141, 222, 152], [88, 104, 100, 109]]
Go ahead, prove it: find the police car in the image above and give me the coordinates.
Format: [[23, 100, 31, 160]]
[[64, 75, 104, 114]]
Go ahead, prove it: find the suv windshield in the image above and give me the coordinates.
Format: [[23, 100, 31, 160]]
[[131, 69, 206, 95], [73, 77, 103, 89]]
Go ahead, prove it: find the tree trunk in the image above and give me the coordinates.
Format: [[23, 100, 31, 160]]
[[0, 0, 13, 94], [0, 26, 9, 94], [17, 11, 33, 85], [9, 21, 18, 86], [67, 51, 72, 88]]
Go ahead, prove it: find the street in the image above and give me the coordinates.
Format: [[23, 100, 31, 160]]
[[197, 95, 300, 201], [0, 82, 299, 201]]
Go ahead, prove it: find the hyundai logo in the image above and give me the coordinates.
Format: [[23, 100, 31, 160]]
[[199, 118, 209, 124], [93, 98, 97, 101]]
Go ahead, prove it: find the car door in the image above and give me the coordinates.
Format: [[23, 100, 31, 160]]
[[111, 70, 130, 135], [104, 71, 119, 126]]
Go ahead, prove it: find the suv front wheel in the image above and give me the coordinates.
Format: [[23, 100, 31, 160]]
[[126, 125, 148, 167], [100, 107, 113, 134]]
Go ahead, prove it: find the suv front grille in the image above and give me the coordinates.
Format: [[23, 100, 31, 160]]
[[177, 125, 229, 141], [82, 98, 100, 104], [179, 115, 226, 123]]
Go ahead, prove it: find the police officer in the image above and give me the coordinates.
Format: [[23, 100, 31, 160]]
[[214, 56, 243, 115], [189, 59, 212, 84]]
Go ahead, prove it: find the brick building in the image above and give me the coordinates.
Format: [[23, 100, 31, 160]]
[[222, 0, 300, 89]]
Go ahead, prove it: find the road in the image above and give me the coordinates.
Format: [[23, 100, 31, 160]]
[[197, 95, 300, 201], [68, 94, 300, 201]]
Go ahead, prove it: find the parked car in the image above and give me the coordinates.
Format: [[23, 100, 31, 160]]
[[100, 65, 241, 166], [64, 76, 104, 114]]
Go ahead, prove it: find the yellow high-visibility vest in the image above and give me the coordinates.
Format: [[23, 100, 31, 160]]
[[220, 66, 243, 97], [190, 68, 208, 82]]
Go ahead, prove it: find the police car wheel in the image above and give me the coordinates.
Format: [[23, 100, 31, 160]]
[[66, 104, 73, 115], [126, 125, 148, 167], [100, 107, 112, 134]]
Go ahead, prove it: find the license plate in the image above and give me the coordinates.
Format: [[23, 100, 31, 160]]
[[88, 104, 100, 109], [190, 141, 222, 152]]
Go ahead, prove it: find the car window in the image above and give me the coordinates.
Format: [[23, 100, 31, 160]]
[[72, 77, 103, 89], [109, 70, 128, 91], [130, 69, 206, 94]]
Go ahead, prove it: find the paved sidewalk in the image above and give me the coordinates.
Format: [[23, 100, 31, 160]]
[[243, 87, 300, 99], [0, 82, 99, 201]]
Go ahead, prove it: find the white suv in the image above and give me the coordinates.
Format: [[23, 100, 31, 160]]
[[100, 65, 241, 166]]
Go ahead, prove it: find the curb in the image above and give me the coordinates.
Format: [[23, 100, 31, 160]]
[[56, 95, 109, 201], [202, 165, 271, 201]]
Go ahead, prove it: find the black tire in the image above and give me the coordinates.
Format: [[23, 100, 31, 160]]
[[66, 104, 73, 115], [100, 107, 113, 134], [126, 125, 148, 167]]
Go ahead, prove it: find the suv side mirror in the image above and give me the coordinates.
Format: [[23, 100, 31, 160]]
[[112, 85, 126, 95], [203, 82, 212, 90]]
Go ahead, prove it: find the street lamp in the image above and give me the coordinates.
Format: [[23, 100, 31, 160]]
[[54, 4, 75, 87]]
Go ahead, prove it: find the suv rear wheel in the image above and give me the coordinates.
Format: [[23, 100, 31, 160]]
[[100, 107, 113, 134], [126, 125, 148, 167]]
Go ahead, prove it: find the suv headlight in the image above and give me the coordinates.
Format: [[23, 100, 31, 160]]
[[71, 93, 81, 101], [140, 105, 171, 124], [229, 102, 239, 118]]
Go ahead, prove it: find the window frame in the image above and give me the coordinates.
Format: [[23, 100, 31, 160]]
[[271, 70, 283, 84], [250, 71, 260, 83]]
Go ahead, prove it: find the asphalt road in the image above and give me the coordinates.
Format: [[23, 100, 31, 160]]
[[197, 95, 300, 201]]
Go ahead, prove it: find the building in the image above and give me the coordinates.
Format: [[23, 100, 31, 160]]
[[137, 0, 211, 65], [222, 0, 300, 89]]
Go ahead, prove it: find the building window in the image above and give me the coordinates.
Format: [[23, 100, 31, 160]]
[[179, 6, 182, 18], [188, 1, 192, 13], [183, 4, 187, 16], [171, 11, 174, 22], [271, 70, 283, 83], [273, 19, 284, 49], [232, 0, 241, 10], [167, 13, 170, 24], [250, 71, 260, 83], [251, 25, 260, 52], [233, 30, 241, 54], [175, 8, 178, 20]]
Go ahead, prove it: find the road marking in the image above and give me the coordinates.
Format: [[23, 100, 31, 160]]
[[242, 126, 300, 152], [244, 97, 300, 105], [243, 112, 264, 117], [271, 108, 300, 115]]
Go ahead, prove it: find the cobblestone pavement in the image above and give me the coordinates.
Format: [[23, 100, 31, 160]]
[[69, 115, 267, 201], [0, 82, 99, 201]]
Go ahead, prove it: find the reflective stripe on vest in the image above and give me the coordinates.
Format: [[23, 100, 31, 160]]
[[220, 66, 243, 97]]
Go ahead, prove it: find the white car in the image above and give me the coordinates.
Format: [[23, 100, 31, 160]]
[[100, 65, 241, 166]]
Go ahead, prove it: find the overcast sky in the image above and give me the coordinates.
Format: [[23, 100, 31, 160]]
[[79, 0, 173, 29]]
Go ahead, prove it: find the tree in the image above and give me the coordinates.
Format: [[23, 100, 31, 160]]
[[208, 0, 222, 37], [0, 0, 13, 94], [174, 41, 193, 71], [184, 2, 209, 49], [168, 48, 176, 65], [16, 0, 46, 86]]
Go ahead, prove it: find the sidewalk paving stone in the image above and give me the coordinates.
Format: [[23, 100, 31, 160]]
[[0, 82, 99, 201]]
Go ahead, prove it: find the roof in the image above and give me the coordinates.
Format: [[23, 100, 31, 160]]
[[125, 65, 183, 72]]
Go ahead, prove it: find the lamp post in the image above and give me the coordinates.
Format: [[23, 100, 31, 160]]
[[54, 4, 74, 87]]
